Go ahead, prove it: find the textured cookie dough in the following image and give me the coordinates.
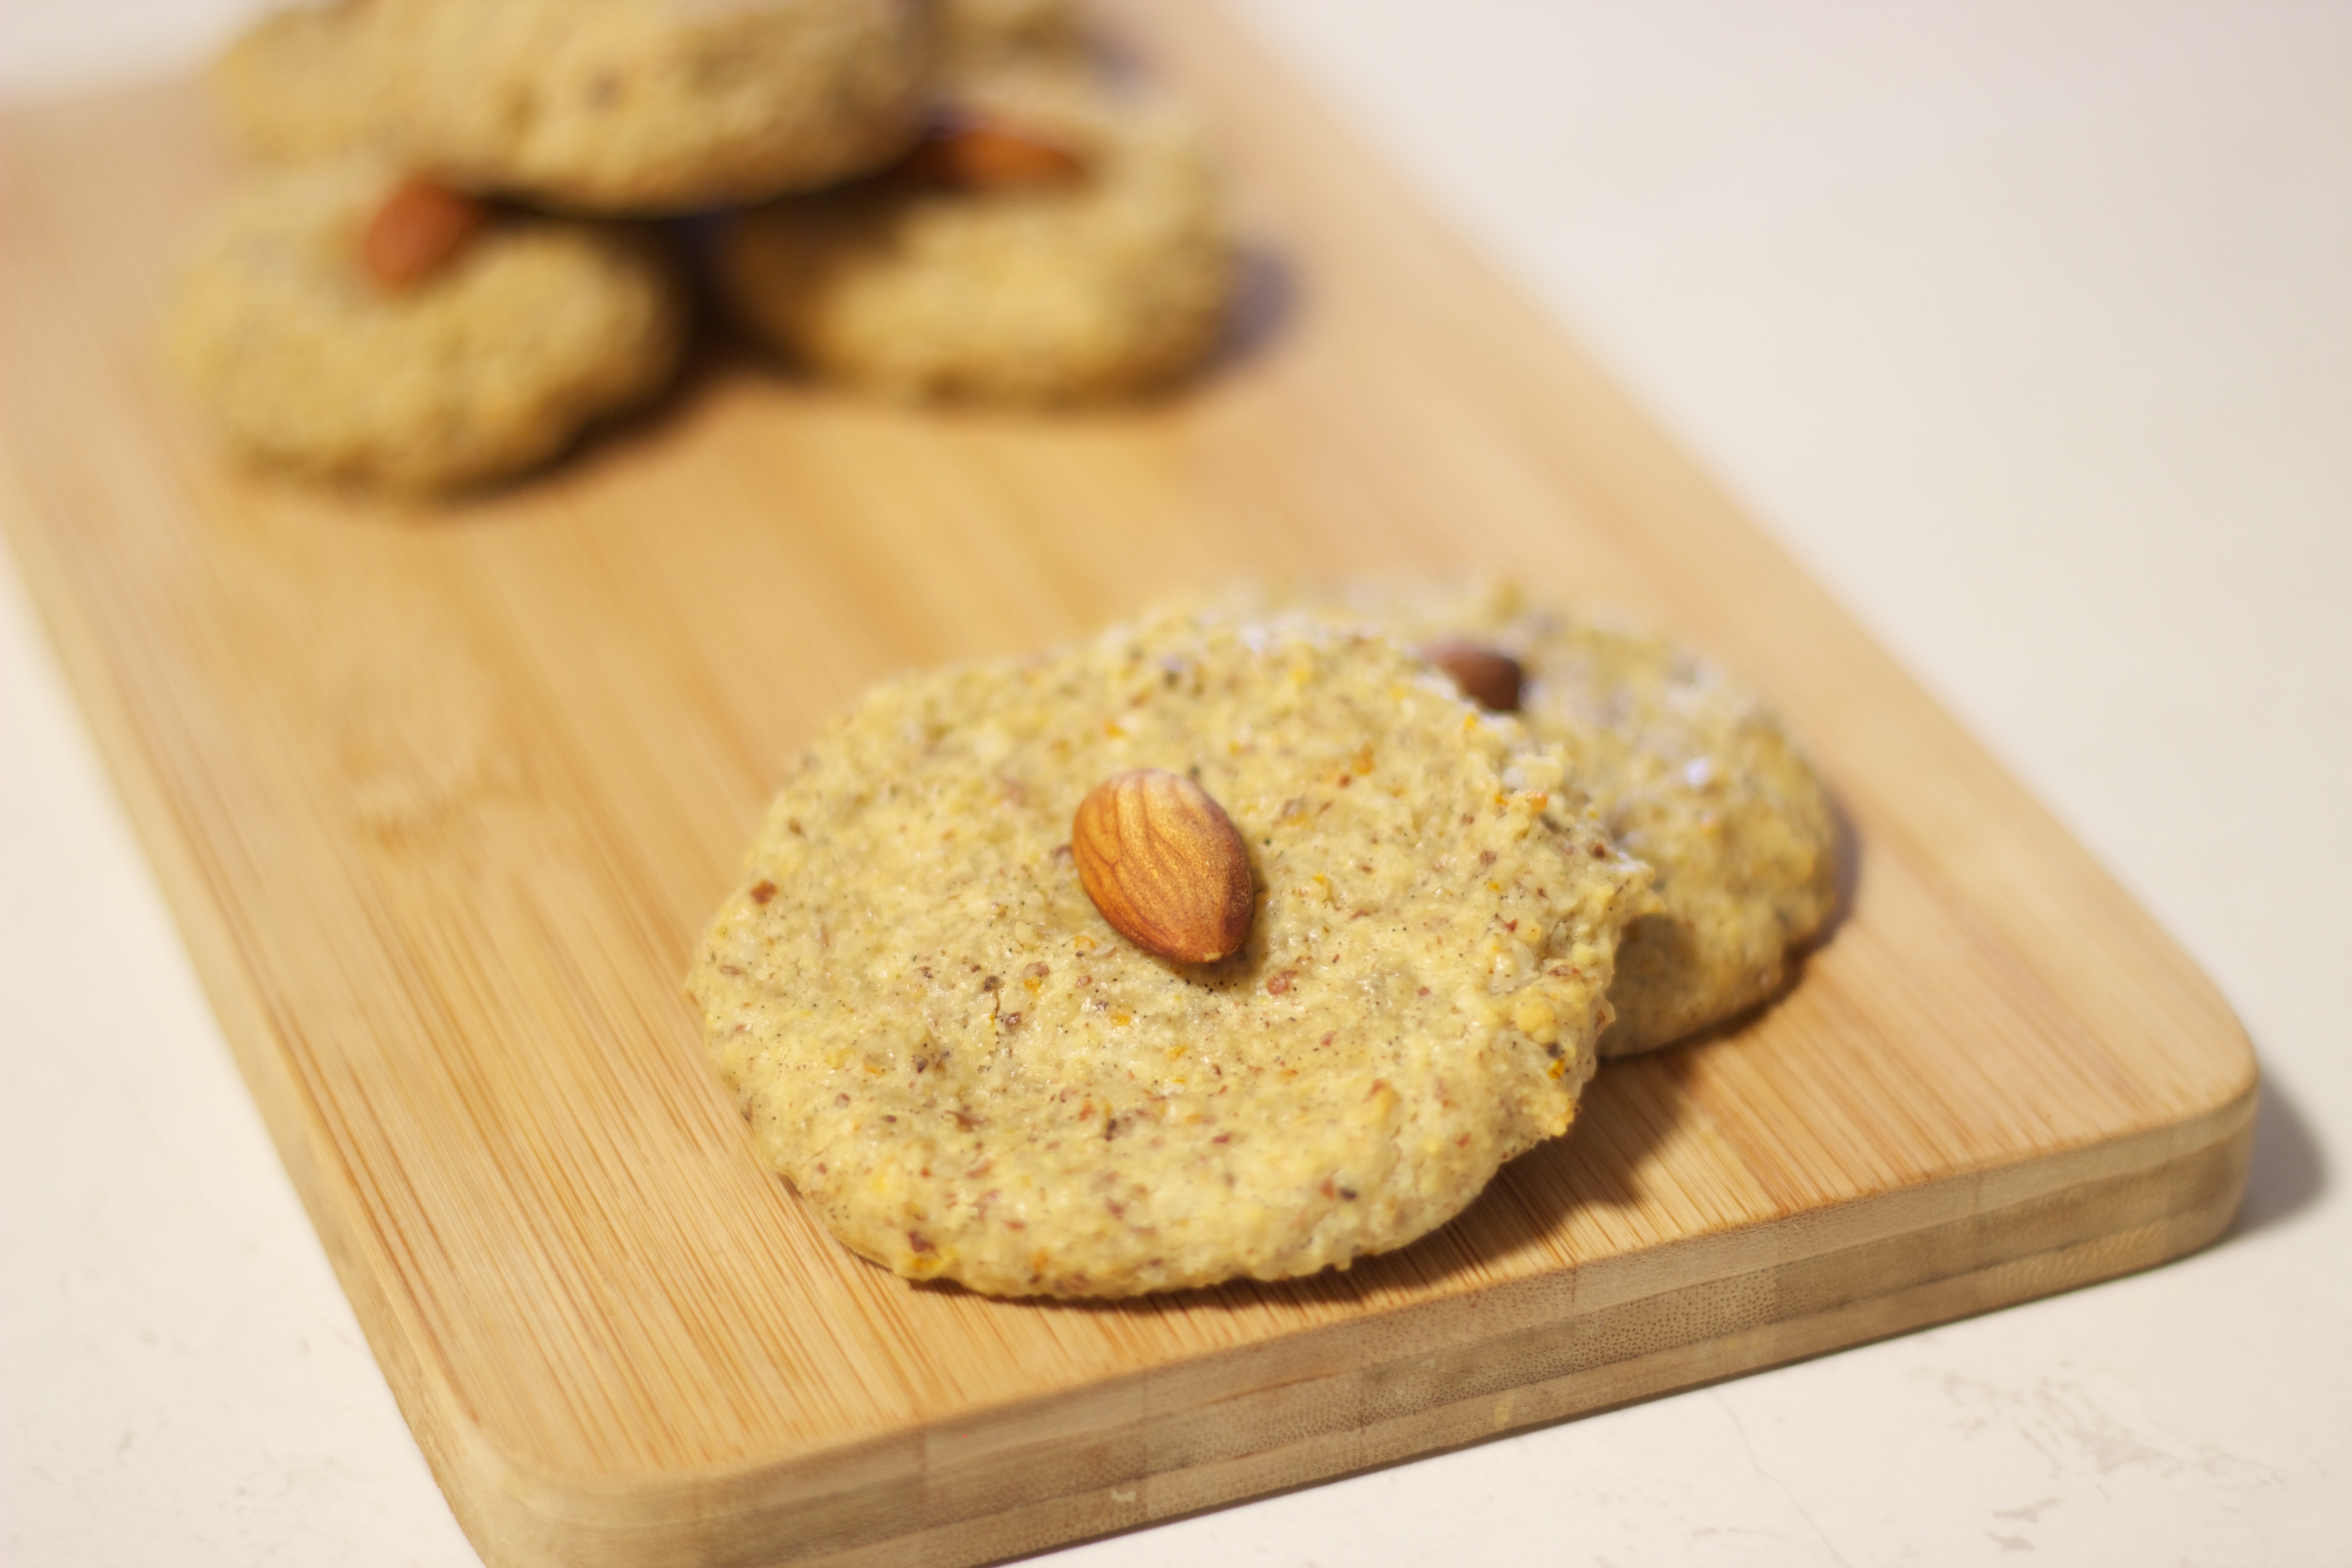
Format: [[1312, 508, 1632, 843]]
[[207, 2, 386, 163], [369, 0, 933, 213], [1286, 584, 1841, 1055], [689, 615, 1653, 1297], [167, 161, 687, 492], [717, 77, 1235, 403]]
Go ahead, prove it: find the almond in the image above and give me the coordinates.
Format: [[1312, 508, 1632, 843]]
[[361, 176, 491, 293], [1072, 769, 1254, 964], [893, 118, 1087, 191], [1421, 639, 1524, 712]]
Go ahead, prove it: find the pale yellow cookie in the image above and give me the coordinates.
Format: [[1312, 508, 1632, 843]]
[[369, 0, 934, 213], [717, 76, 1235, 403], [167, 161, 687, 492], [206, 3, 386, 163], [1274, 583, 1842, 1055], [688, 613, 1652, 1297]]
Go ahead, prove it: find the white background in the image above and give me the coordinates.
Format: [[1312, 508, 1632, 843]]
[[4, 2, 2347, 1563]]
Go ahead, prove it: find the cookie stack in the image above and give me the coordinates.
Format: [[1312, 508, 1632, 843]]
[[173, 0, 1238, 491], [689, 588, 1840, 1298]]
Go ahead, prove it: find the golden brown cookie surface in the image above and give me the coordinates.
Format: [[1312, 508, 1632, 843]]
[[689, 615, 1651, 1297], [167, 162, 686, 492], [719, 76, 1235, 403]]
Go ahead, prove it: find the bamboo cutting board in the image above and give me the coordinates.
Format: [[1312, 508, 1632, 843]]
[[0, 5, 2254, 1565]]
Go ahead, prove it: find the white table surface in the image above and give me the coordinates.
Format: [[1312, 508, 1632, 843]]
[[4, 3, 2347, 1564]]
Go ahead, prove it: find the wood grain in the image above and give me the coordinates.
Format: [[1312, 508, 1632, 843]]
[[0, 4, 2253, 1565]]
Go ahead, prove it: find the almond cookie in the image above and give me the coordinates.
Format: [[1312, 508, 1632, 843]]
[[1294, 583, 1840, 1055], [688, 614, 1653, 1298], [367, 0, 933, 214], [167, 161, 686, 492], [717, 75, 1234, 403], [206, 2, 386, 164]]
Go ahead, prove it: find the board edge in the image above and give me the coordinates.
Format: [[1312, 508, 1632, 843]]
[[428, 1073, 2254, 1568]]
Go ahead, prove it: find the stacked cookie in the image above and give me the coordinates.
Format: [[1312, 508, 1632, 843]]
[[1276, 581, 1842, 1056], [689, 589, 1839, 1298], [719, 70, 1234, 404], [176, 0, 1238, 491]]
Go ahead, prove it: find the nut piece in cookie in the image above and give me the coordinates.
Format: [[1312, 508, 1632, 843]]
[[167, 161, 687, 492], [689, 615, 1654, 1297], [1072, 768, 1255, 963], [894, 115, 1088, 190], [370, 0, 936, 213], [1421, 639, 1525, 714], [718, 77, 1236, 404], [359, 177, 492, 292]]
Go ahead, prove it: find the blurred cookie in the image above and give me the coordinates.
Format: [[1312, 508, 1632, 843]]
[[167, 161, 687, 491], [689, 613, 1652, 1297], [369, 0, 934, 213], [938, 0, 1086, 78], [206, 2, 385, 163], [718, 77, 1234, 403], [1291, 583, 1842, 1055]]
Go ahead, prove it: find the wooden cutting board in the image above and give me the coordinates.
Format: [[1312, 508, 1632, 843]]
[[0, 5, 2254, 1565]]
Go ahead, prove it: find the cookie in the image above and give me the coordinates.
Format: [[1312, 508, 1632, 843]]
[[365, 0, 933, 214], [938, 0, 1086, 78], [166, 161, 687, 492], [206, 2, 386, 164], [1295, 584, 1841, 1055], [716, 75, 1235, 403], [688, 614, 1653, 1297]]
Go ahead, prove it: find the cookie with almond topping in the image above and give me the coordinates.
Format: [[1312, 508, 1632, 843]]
[[718, 76, 1234, 403], [688, 613, 1653, 1297], [166, 161, 686, 491]]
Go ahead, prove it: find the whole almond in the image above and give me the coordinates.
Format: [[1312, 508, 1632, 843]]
[[893, 119, 1087, 191], [1421, 639, 1524, 712], [1072, 769, 1254, 964], [361, 176, 491, 293]]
